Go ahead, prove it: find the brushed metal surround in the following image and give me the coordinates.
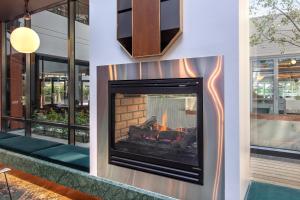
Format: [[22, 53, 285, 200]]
[[97, 56, 224, 200]]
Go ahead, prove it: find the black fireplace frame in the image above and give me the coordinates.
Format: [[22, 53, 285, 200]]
[[108, 78, 203, 185]]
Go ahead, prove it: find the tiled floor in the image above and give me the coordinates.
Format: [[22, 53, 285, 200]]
[[0, 164, 100, 200]]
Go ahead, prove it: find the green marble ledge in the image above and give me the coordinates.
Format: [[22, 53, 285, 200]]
[[0, 149, 176, 200]]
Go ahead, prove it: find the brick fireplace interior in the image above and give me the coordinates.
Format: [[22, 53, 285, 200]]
[[114, 94, 147, 142]]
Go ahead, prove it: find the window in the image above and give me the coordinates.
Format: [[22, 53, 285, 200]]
[[2, 2, 90, 148], [32, 57, 69, 124], [75, 0, 90, 146], [6, 19, 26, 120], [250, 0, 300, 152], [75, 64, 89, 127]]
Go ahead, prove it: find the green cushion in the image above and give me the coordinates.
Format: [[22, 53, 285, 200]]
[[0, 132, 20, 140], [0, 136, 62, 154], [33, 145, 89, 170], [247, 182, 300, 200]]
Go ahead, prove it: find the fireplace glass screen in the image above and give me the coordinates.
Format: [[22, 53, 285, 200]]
[[114, 93, 198, 166], [109, 78, 203, 184]]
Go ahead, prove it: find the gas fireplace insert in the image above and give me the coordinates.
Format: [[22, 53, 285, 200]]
[[108, 78, 203, 184]]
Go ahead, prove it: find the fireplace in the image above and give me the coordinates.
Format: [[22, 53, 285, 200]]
[[108, 78, 203, 184]]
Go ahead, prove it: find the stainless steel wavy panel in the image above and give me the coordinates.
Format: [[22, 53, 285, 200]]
[[97, 56, 224, 200]]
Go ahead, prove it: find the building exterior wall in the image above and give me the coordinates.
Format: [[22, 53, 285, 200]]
[[9, 53, 24, 128], [31, 11, 89, 61]]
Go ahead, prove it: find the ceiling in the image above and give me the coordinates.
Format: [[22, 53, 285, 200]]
[[0, 0, 66, 22], [79, 0, 88, 5]]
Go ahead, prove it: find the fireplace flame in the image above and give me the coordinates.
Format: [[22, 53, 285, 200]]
[[160, 112, 168, 131]]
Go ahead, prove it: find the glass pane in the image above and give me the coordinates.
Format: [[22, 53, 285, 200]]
[[32, 3, 68, 58], [32, 58, 68, 124], [251, 60, 274, 114], [75, 65, 89, 126], [278, 58, 300, 114], [76, 0, 89, 25], [75, 0, 89, 127], [31, 3, 69, 124], [75, 129, 89, 147], [6, 19, 26, 119], [31, 123, 68, 144], [251, 60, 300, 151], [48, 1, 89, 25], [250, 0, 300, 152], [113, 93, 198, 166], [3, 120, 25, 136]]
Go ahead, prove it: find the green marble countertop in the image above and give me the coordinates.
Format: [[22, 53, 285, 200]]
[[0, 149, 176, 200]]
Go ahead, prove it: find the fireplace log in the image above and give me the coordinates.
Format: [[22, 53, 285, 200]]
[[140, 116, 157, 129], [158, 131, 183, 141], [128, 126, 159, 140], [126, 116, 197, 150]]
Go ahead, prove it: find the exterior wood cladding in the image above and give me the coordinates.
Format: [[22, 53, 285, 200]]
[[132, 0, 160, 57]]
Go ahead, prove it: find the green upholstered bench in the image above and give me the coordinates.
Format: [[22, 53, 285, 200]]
[[32, 145, 89, 172], [0, 136, 63, 154], [247, 182, 300, 200], [0, 132, 20, 140]]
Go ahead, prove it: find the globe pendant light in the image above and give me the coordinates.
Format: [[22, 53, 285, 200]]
[[10, 0, 40, 54]]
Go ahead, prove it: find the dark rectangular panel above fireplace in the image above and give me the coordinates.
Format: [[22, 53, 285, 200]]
[[108, 78, 203, 184]]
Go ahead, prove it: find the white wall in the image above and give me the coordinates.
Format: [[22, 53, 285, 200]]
[[90, 0, 250, 199]]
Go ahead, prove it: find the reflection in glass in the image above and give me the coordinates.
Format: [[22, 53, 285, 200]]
[[32, 58, 68, 124], [75, 64, 89, 126], [31, 123, 68, 144], [250, 0, 300, 152], [75, 129, 89, 147], [251, 60, 274, 114], [3, 120, 25, 136], [251, 58, 300, 151], [278, 58, 300, 114], [48, 1, 89, 25], [6, 19, 26, 122]]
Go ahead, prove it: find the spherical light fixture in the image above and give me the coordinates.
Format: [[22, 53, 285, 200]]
[[256, 74, 265, 81], [10, 0, 40, 54], [291, 59, 297, 65], [10, 27, 40, 53]]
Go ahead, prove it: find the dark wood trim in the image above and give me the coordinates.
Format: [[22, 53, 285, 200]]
[[25, 18, 32, 136], [1, 22, 7, 130], [251, 113, 300, 122], [36, 53, 89, 66], [251, 145, 300, 160], [68, 0, 76, 145]]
